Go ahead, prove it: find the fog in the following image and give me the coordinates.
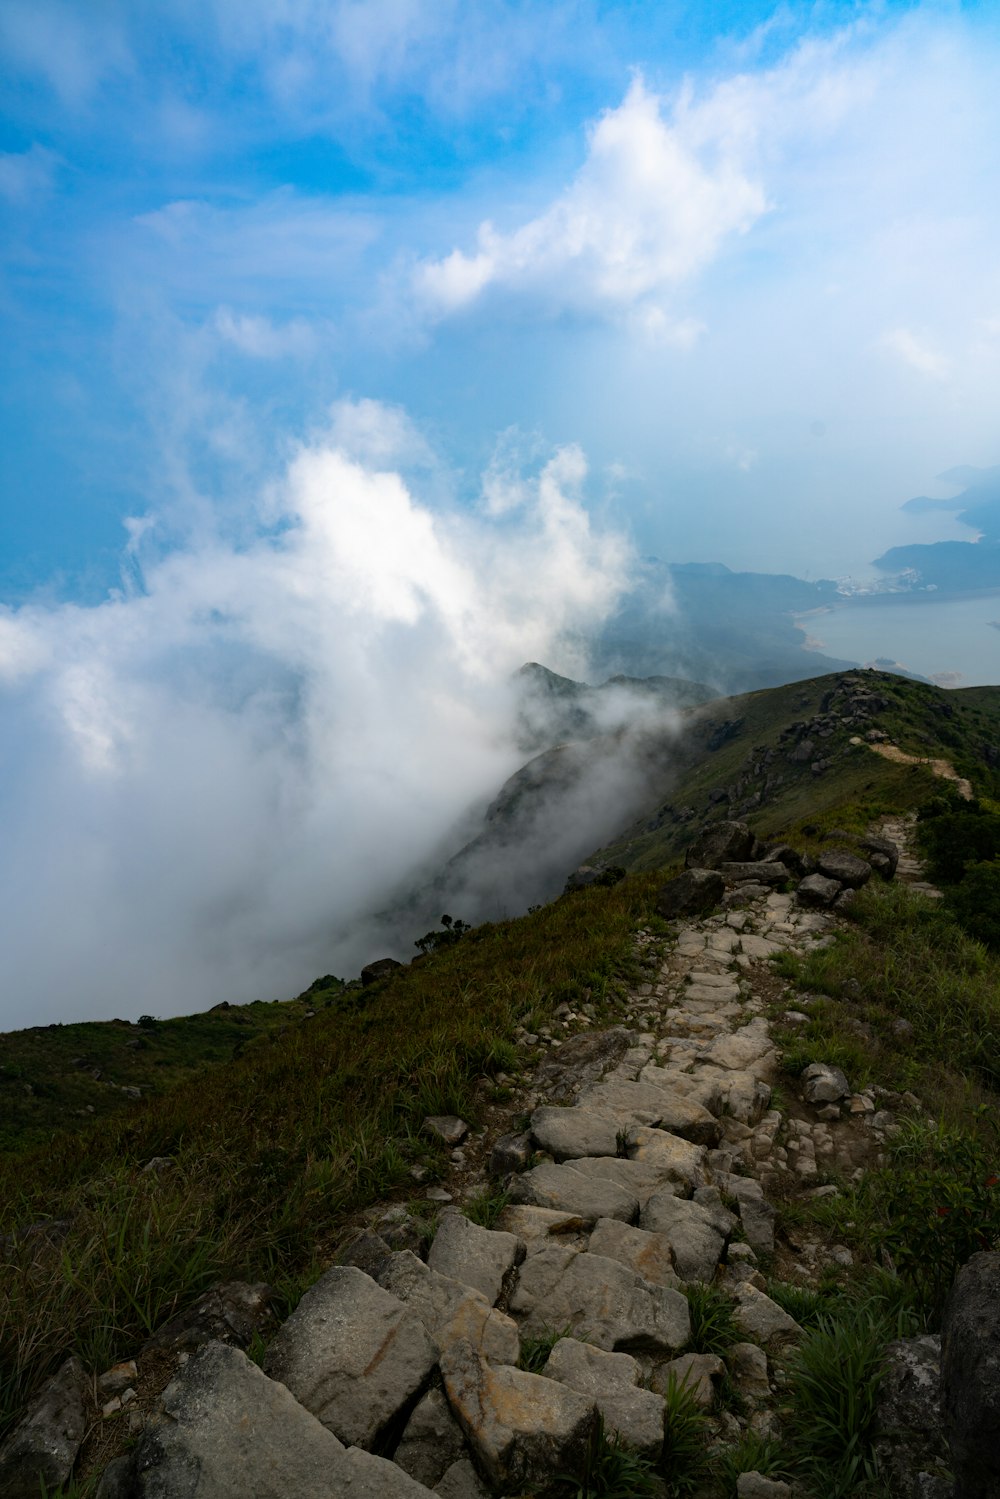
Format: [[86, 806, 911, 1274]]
[[0, 406, 666, 1030]]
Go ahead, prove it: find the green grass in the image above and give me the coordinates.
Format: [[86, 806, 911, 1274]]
[[659, 1375, 711, 1497], [559, 1416, 660, 1498], [682, 1283, 740, 1355], [0, 875, 660, 1445]]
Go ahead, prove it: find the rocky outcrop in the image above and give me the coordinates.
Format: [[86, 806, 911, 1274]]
[[942, 1252, 1000, 1499], [0, 1357, 88, 1499]]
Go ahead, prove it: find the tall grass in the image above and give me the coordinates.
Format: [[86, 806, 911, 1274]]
[[0, 876, 659, 1442]]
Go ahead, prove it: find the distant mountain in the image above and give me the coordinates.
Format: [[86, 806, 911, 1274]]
[[878, 466, 1000, 590]]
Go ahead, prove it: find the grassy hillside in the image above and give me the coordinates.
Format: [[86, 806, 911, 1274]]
[[590, 669, 1000, 872]]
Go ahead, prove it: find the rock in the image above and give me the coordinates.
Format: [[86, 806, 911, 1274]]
[[579, 1077, 720, 1149], [427, 1211, 524, 1305], [655, 869, 725, 920], [587, 1218, 680, 1287], [340, 1229, 394, 1280], [532, 1027, 638, 1104], [490, 1131, 533, 1176], [262, 1266, 438, 1448], [652, 1351, 724, 1409], [509, 1246, 690, 1354], [719, 862, 791, 886], [737, 1476, 792, 1499], [817, 850, 872, 888], [124, 1341, 433, 1497], [544, 1338, 665, 1458], [730, 1284, 804, 1348], [738, 1195, 777, 1256], [97, 1360, 139, 1399], [440, 1339, 596, 1494], [860, 835, 899, 879], [142, 1280, 276, 1352], [530, 1105, 622, 1160], [569, 1154, 679, 1206], [685, 821, 755, 869], [942, 1251, 1000, 1499], [496, 1205, 588, 1252], [639, 1192, 730, 1283], [376, 1250, 520, 1365], [725, 1342, 771, 1399], [796, 873, 842, 907], [508, 1161, 639, 1223], [801, 1062, 851, 1105], [424, 1116, 469, 1146], [0, 1355, 87, 1499], [874, 1334, 952, 1499], [434, 1458, 492, 1498], [360, 958, 402, 986], [394, 1388, 468, 1487]]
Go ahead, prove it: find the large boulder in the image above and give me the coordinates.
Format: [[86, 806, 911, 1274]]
[[655, 869, 724, 920], [262, 1266, 438, 1449], [0, 1356, 87, 1499], [941, 1252, 1000, 1499], [120, 1341, 434, 1498], [685, 821, 755, 869], [796, 873, 842, 907], [509, 1245, 690, 1353], [874, 1334, 951, 1499], [360, 958, 402, 986], [440, 1338, 596, 1495], [543, 1338, 665, 1458], [817, 850, 872, 888]]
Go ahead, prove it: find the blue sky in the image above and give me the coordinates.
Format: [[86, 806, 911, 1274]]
[[3, 0, 1000, 1027]]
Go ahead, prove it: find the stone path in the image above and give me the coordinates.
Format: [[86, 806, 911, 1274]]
[[860, 740, 973, 800], [69, 875, 907, 1499], [878, 813, 942, 899]]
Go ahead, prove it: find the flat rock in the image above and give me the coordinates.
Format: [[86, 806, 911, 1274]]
[[124, 1341, 434, 1498], [440, 1339, 595, 1494], [263, 1266, 438, 1448], [705, 1020, 775, 1072], [639, 1192, 730, 1283], [509, 1246, 689, 1354], [568, 1154, 680, 1206], [730, 1284, 804, 1348], [495, 1205, 589, 1253], [427, 1211, 524, 1305], [579, 1076, 721, 1145], [544, 1338, 665, 1458], [508, 1162, 638, 1223], [627, 1127, 707, 1188], [530, 1105, 622, 1161], [587, 1218, 680, 1288], [719, 862, 790, 886], [0, 1355, 87, 1499], [377, 1251, 519, 1366]]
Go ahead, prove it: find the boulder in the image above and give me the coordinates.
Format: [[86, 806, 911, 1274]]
[[579, 1076, 720, 1149], [423, 1116, 469, 1146], [508, 1246, 690, 1354], [262, 1266, 438, 1449], [639, 1192, 731, 1283], [817, 850, 872, 888], [0, 1356, 87, 1499], [874, 1334, 951, 1499], [489, 1131, 533, 1176], [655, 870, 725, 920], [434, 1458, 492, 1498], [796, 874, 842, 907], [860, 835, 899, 880], [544, 1338, 665, 1458], [360, 958, 402, 986], [942, 1251, 1000, 1499], [142, 1280, 276, 1352], [495, 1205, 589, 1252], [530, 1105, 622, 1161], [122, 1341, 434, 1498], [427, 1210, 524, 1305], [440, 1339, 596, 1494], [730, 1285, 803, 1348], [719, 862, 790, 886], [685, 821, 755, 869], [508, 1161, 639, 1223], [737, 1194, 776, 1256], [376, 1251, 520, 1365], [587, 1217, 680, 1288], [801, 1063, 851, 1105], [725, 1342, 771, 1400]]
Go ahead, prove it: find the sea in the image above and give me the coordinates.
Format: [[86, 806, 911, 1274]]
[[794, 592, 1000, 689]]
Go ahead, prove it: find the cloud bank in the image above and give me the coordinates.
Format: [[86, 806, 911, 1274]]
[[0, 406, 632, 1030]]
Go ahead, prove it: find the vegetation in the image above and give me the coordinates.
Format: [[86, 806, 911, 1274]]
[[0, 874, 658, 1444]]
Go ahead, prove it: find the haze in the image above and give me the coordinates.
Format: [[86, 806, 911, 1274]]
[[2, 1, 999, 1027]]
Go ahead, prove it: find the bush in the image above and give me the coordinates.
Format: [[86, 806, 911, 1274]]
[[948, 860, 1000, 950]]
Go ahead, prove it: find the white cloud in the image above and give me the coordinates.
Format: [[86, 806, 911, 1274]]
[[214, 307, 318, 359], [415, 77, 768, 323], [0, 404, 632, 1028], [880, 327, 953, 380], [0, 0, 131, 106]]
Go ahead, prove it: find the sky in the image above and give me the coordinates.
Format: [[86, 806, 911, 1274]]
[[2, 0, 1000, 1027]]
